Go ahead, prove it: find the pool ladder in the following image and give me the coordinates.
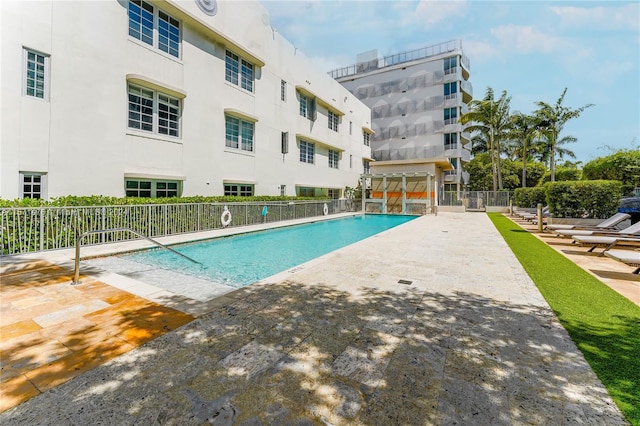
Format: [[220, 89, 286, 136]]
[[72, 227, 202, 285]]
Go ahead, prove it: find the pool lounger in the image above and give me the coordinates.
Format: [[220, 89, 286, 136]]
[[558, 220, 640, 238], [604, 249, 640, 274], [546, 212, 630, 232], [572, 235, 640, 255]]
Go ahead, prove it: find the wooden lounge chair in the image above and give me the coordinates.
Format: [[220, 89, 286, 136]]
[[557, 221, 640, 238], [604, 249, 640, 274], [546, 212, 630, 232]]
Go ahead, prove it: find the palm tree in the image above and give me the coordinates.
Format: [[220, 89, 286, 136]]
[[534, 88, 593, 181], [509, 112, 539, 187], [460, 87, 512, 191]]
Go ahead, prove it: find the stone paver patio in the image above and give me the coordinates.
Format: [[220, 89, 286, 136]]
[[0, 213, 630, 424]]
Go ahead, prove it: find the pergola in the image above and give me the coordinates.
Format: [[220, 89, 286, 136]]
[[360, 172, 436, 215]]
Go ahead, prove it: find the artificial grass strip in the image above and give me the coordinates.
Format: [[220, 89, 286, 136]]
[[488, 213, 640, 425]]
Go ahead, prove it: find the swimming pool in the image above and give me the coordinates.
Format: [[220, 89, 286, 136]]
[[122, 214, 416, 288]]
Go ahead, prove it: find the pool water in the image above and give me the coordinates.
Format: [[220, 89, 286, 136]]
[[123, 214, 416, 287]]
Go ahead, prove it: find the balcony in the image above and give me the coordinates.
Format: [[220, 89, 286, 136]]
[[461, 80, 473, 103]]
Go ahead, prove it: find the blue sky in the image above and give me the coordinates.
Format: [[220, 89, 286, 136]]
[[262, 0, 640, 165]]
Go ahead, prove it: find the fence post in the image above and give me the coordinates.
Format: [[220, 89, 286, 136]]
[[39, 208, 44, 252], [72, 226, 81, 285]]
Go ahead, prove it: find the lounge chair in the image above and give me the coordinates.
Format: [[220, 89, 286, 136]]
[[546, 212, 630, 232], [556, 220, 640, 238], [604, 249, 640, 274], [571, 235, 640, 255]]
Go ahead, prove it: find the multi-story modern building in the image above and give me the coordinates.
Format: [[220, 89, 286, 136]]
[[0, 0, 372, 200], [330, 40, 472, 194]]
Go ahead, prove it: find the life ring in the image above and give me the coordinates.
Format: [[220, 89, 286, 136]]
[[323, 203, 329, 216], [221, 208, 232, 227]]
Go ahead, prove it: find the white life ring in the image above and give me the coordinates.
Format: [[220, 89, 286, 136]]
[[221, 209, 232, 227], [323, 203, 329, 215]]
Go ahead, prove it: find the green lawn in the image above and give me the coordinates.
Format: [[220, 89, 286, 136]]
[[488, 213, 640, 425]]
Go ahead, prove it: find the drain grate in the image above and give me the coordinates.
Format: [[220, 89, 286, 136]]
[[398, 279, 413, 285]]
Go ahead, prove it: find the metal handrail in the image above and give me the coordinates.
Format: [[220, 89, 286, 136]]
[[72, 227, 201, 284]]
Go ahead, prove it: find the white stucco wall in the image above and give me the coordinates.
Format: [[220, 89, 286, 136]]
[[0, 0, 372, 199]]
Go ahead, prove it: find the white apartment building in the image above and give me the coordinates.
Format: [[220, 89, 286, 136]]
[[331, 40, 472, 194], [0, 0, 372, 200]]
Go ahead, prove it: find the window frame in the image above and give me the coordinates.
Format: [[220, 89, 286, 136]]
[[444, 82, 458, 99], [128, 0, 181, 59], [225, 115, 254, 152], [125, 179, 180, 198], [224, 183, 254, 197], [20, 172, 46, 199], [363, 131, 371, 147], [128, 83, 181, 138], [299, 140, 315, 164], [328, 149, 339, 169], [444, 132, 458, 150], [444, 107, 458, 125], [225, 49, 254, 93], [328, 110, 339, 132], [23, 48, 49, 100], [280, 80, 287, 102]]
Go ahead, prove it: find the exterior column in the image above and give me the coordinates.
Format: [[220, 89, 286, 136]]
[[382, 175, 387, 214], [401, 174, 406, 215], [427, 173, 432, 213]]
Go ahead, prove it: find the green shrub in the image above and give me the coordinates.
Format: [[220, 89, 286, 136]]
[[513, 187, 547, 208], [538, 167, 582, 184], [546, 180, 622, 218]]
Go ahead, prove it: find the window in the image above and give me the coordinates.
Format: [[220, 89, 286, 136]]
[[444, 107, 458, 125], [444, 82, 457, 99], [128, 84, 181, 137], [328, 110, 339, 132], [363, 160, 370, 174], [299, 187, 315, 197], [444, 133, 458, 150], [125, 179, 180, 197], [299, 93, 316, 120], [224, 184, 253, 196], [299, 140, 315, 164], [225, 115, 254, 152], [281, 132, 289, 154], [350, 155, 353, 169], [444, 56, 458, 74], [280, 80, 286, 101], [280, 185, 286, 196], [225, 50, 254, 92], [328, 150, 339, 169], [23, 49, 48, 99], [363, 131, 371, 147], [128, 0, 180, 58], [299, 94, 308, 118], [21, 173, 46, 199], [328, 189, 339, 199]]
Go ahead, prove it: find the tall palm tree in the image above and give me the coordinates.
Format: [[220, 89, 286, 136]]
[[460, 87, 512, 191], [534, 88, 593, 181], [509, 112, 539, 187]]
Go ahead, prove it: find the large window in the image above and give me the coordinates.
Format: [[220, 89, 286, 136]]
[[299, 94, 309, 118], [224, 184, 253, 196], [444, 133, 458, 150], [125, 179, 179, 197], [23, 49, 48, 99], [225, 115, 254, 152], [328, 110, 339, 132], [20, 173, 46, 199], [225, 50, 254, 92], [328, 150, 339, 169], [444, 107, 458, 125], [444, 82, 457, 99], [299, 140, 315, 164], [128, 84, 181, 137], [298, 187, 315, 197], [444, 56, 458, 74], [328, 189, 339, 199], [363, 160, 370, 174], [128, 0, 180, 58]]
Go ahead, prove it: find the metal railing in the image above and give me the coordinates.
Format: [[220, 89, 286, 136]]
[[72, 228, 202, 284], [1, 200, 357, 255], [439, 191, 513, 208]]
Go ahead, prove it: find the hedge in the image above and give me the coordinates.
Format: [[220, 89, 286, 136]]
[[513, 187, 547, 208], [546, 180, 622, 219]]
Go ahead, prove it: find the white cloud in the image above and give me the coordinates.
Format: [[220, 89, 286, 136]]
[[412, 0, 470, 27], [551, 4, 639, 31], [490, 24, 564, 54], [462, 40, 501, 63]]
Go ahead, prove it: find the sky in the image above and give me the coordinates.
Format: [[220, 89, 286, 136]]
[[261, 0, 640, 165]]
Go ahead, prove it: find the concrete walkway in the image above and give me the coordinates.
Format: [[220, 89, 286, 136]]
[[0, 213, 627, 424]]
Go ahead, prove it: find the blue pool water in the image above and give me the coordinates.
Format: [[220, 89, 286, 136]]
[[123, 214, 416, 287]]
